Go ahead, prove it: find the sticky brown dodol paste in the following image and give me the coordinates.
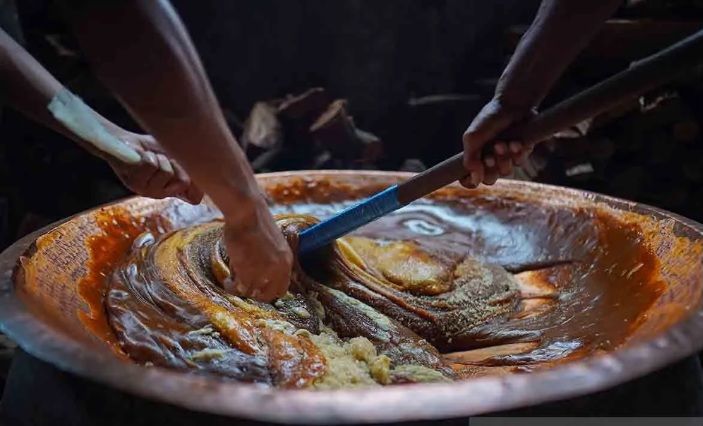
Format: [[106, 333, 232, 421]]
[[106, 214, 519, 388]]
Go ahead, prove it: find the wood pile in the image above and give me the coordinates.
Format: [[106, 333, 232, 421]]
[[239, 88, 383, 173], [539, 81, 703, 215], [517, 74, 703, 223]]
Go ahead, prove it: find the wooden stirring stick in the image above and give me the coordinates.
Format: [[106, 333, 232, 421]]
[[298, 28, 703, 255]]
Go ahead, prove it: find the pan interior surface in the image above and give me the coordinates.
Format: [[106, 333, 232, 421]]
[[4, 171, 703, 422]]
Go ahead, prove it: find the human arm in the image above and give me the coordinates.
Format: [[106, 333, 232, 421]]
[[0, 28, 202, 202], [57, 0, 292, 301], [461, 0, 622, 187]]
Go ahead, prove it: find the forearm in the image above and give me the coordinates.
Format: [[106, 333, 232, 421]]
[[0, 28, 137, 161], [0, 29, 74, 140], [496, 0, 621, 110], [61, 0, 260, 219]]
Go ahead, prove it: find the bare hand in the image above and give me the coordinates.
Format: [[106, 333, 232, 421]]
[[461, 98, 535, 188], [222, 201, 293, 302], [107, 131, 204, 204]]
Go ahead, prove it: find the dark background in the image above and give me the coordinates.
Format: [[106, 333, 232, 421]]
[[2, 0, 703, 420]]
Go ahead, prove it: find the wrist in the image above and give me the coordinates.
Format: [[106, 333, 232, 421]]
[[217, 183, 269, 226], [222, 201, 272, 240], [492, 81, 540, 113], [489, 94, 537, 121]]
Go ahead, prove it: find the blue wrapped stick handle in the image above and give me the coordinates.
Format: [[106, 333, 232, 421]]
[[297, 185, 401, 255]]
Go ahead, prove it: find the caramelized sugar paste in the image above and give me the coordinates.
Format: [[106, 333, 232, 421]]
[[85, 182, 662, 389]]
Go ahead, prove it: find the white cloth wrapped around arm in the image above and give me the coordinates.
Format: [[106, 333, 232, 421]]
[[48, 88, 141, 164]]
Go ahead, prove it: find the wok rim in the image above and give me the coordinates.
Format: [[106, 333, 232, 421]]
[[1, 170, 703, 424]]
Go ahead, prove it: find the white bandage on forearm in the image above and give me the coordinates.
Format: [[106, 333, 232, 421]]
[[47, 89, 141, 164]]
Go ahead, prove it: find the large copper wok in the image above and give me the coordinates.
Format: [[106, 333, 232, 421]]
[[2, 171, 703, 424]]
